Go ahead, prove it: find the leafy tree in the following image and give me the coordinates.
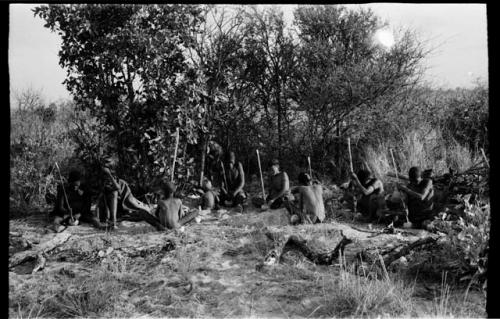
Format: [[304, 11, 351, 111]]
[[34, 4, 206, 192], [291, 5, 427, 177]]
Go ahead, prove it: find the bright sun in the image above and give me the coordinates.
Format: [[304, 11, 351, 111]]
[[373, 29, 395, 49]]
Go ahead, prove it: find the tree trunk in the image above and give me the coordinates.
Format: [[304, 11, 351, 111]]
[[335, 125, 341, 179], [199, 136, 209, 186]]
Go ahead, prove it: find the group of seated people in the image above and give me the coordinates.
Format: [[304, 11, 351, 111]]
[[49, 149, 435, 233], [344, 166, 435, 229]]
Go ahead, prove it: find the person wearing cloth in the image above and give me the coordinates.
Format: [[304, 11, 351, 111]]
[[399, 166, 435, 229], [349, 169, 387, 221], [220, 151, 246, 210], [98, 157, 165, 231], [289, 172, 325, 224], [50, 169, 106, 232], [266, 159, 293, 210]]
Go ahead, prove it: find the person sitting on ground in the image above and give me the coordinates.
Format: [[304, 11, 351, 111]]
[[98, 157, 165, 231], [220, 151, 246, 210], [265, 159, 293, 210], [289, 173, 326, 224], [50, 169, 106, 232], [399, 166, 435, 229], [200, 179, 219, 210], [156, 181, 199, 229], [349, 169, 387, 221]]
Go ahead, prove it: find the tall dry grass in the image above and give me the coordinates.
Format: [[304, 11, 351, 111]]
[[364, 126, 482, 182]]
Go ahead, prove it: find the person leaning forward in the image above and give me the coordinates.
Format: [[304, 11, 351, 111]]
[[220, 151, 247, 209], [349, 169, 387, 222], [266, 159, 294, 210], [97, 157, 165, 231], [399, 166, 435, 229], [50, 169, 106, 232]]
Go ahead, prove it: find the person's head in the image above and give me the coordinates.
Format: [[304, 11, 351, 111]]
[[408, 167, 422, 183], [226, 151, 236, 166], [68, 170, 82, 189], [298, 172, 312, 186], [356, 169, 372, 184], [269, 158, 280, 175], [202, 179, 213, 191], [101, 156, 117, 171], [163, 181, 177, 198]]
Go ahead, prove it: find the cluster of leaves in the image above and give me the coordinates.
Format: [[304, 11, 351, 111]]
[[429, 195, 489, 288]]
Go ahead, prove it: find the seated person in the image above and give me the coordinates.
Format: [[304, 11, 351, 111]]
[[200, 179, 219, 210], [266, 159, 294, 209], [349, 169, 387, 221], [220, 151, 247, 209], [289, 173, 325, 224], [50, 169, 105, 232], [156, 181, 199, 229], [399, 166, 435, 229], [98, 157, 165, 231]]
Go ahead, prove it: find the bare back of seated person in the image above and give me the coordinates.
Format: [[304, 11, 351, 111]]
[[157, 198, 183, 229], [291, 173, 325, 223]]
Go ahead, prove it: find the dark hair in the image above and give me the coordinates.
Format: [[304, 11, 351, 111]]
[[356, 169, 371, 183], [269, 158, 280, 167], [298, 172, 311, 185], [163, 181, 177, 197], [409, 167, 421, 181], [225, 151, 236, 163], [68, 170, 82, 183]]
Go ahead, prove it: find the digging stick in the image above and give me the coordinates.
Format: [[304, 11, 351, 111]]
[[256, 149, 266, 202], [347, 138, 354, 173], [389, 149, 410, 225], [220, 161, 228, 193], [171, 128, 180, 182], [307, 156, 313, 179], [480, 148, 489, 168], [54, 162, 73, 220]]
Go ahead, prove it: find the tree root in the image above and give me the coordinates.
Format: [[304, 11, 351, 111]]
[[263, 230, 353, 266]]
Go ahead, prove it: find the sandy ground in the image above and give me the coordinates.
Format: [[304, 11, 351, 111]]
[[9, 191, 486, 318]]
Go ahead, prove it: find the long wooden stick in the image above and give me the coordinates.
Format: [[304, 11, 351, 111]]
[[54, 162, 72, 219], [389, 149, 409, 222], [220, 162, 228, 191], [171, 128, 180, 182], [307, 156, 312, 179], [480, 148, 489, 168], [347, 138, 354, 173], [256, 149, 266, 200]]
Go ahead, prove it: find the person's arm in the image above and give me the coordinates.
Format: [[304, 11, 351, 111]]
[[290, 186, 300, 194], [401, 180, 432, 200], [232, 162, 245, 196], [103, 167, 120, 191], [269, 172, 290, 202], [55, 185, 68, 215], [350, 173, 376, 196]]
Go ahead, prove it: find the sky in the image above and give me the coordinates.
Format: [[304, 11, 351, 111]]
[[9, 3, 488, 105]]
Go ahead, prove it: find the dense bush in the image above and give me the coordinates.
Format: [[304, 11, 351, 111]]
[[10, 90, 77, 214]]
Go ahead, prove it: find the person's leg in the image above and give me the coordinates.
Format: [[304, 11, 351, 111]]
[[108, 191, 118, 228], [126, 210, 166, 231], [270, 197, 283, 210], [52, 216, 66, 232]]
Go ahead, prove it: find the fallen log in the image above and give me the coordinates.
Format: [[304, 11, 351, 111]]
[[9, 231, 72, 268], [263, 231, 353, 266], [357, 235, 439, 268]]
